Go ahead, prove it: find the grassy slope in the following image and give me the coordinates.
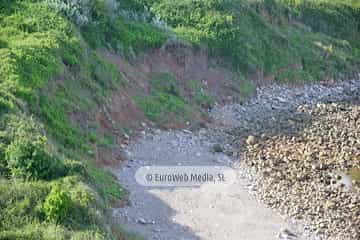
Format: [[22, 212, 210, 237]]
[[0, 0, 359, 239], [0, 0, 164, 239], [134, 71, 218, 125], [139, 0, 360, 82]]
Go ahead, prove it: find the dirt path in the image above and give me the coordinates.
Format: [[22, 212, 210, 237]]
[[112, 78, 360, 240]]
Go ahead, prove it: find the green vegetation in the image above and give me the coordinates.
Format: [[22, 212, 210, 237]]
[[82, 16, 166, 57], [135, 73, 220, 125], [282, 0, 360, 47], [98, 133, 116, 148], [187, 80, 215, 109], [139, 0, 360, 82], [86, 162, 126, 205], [0, 0, 359, 239], [0, 0, 157, 238], [238, 78, 257, 97], [43, 184, 72, 223], [135, 73, 192, 124], [6, 135, 63, 181]]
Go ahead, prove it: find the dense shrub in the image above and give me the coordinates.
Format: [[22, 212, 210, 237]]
[[0, 181, 50, 231], [0, 1, 126, 239], [0, 0, 79, 104], [1, 115, 67, 180], [43, 184, 71, 223], [5, 135, 64, 181], [45, 0, 94, 26], [45, 0, 123, 26], [82, 13, 166, 54], [281, 0, 360, 47]]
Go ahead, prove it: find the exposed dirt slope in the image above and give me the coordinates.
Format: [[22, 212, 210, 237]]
[[94, 45, 247, 165]]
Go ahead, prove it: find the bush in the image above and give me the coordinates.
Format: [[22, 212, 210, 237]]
[[0, 0, 79, 106], [52, 176, 103, 228], [43, 184, 71, 223], [86, 162, 125, 205], [5, 135, 63, 181], [64, 160, 86, 176], [187, 80, 215, 109], [135, 92, 189, 123], [45, 0, 93, 26], [0, 180, 50, 231], [0, 229, 43, 240]]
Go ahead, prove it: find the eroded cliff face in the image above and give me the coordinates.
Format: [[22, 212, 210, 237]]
[[92, 44, 248, 165]]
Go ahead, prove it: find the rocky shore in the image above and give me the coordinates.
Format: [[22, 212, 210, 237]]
[[227, 79, 360, 240], [114, 77, 360, 240]]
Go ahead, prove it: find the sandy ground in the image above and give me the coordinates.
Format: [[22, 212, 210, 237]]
[[112, 130, 305, 240]]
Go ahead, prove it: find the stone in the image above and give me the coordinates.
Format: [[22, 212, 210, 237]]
[[246, 135, 256, 145], [137, 218, 147, 225], [234, 80, 360, 240]]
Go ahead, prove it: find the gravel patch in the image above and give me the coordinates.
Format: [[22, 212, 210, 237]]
[[112, 77, 360, 240], [234, 84, 360, 240]]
